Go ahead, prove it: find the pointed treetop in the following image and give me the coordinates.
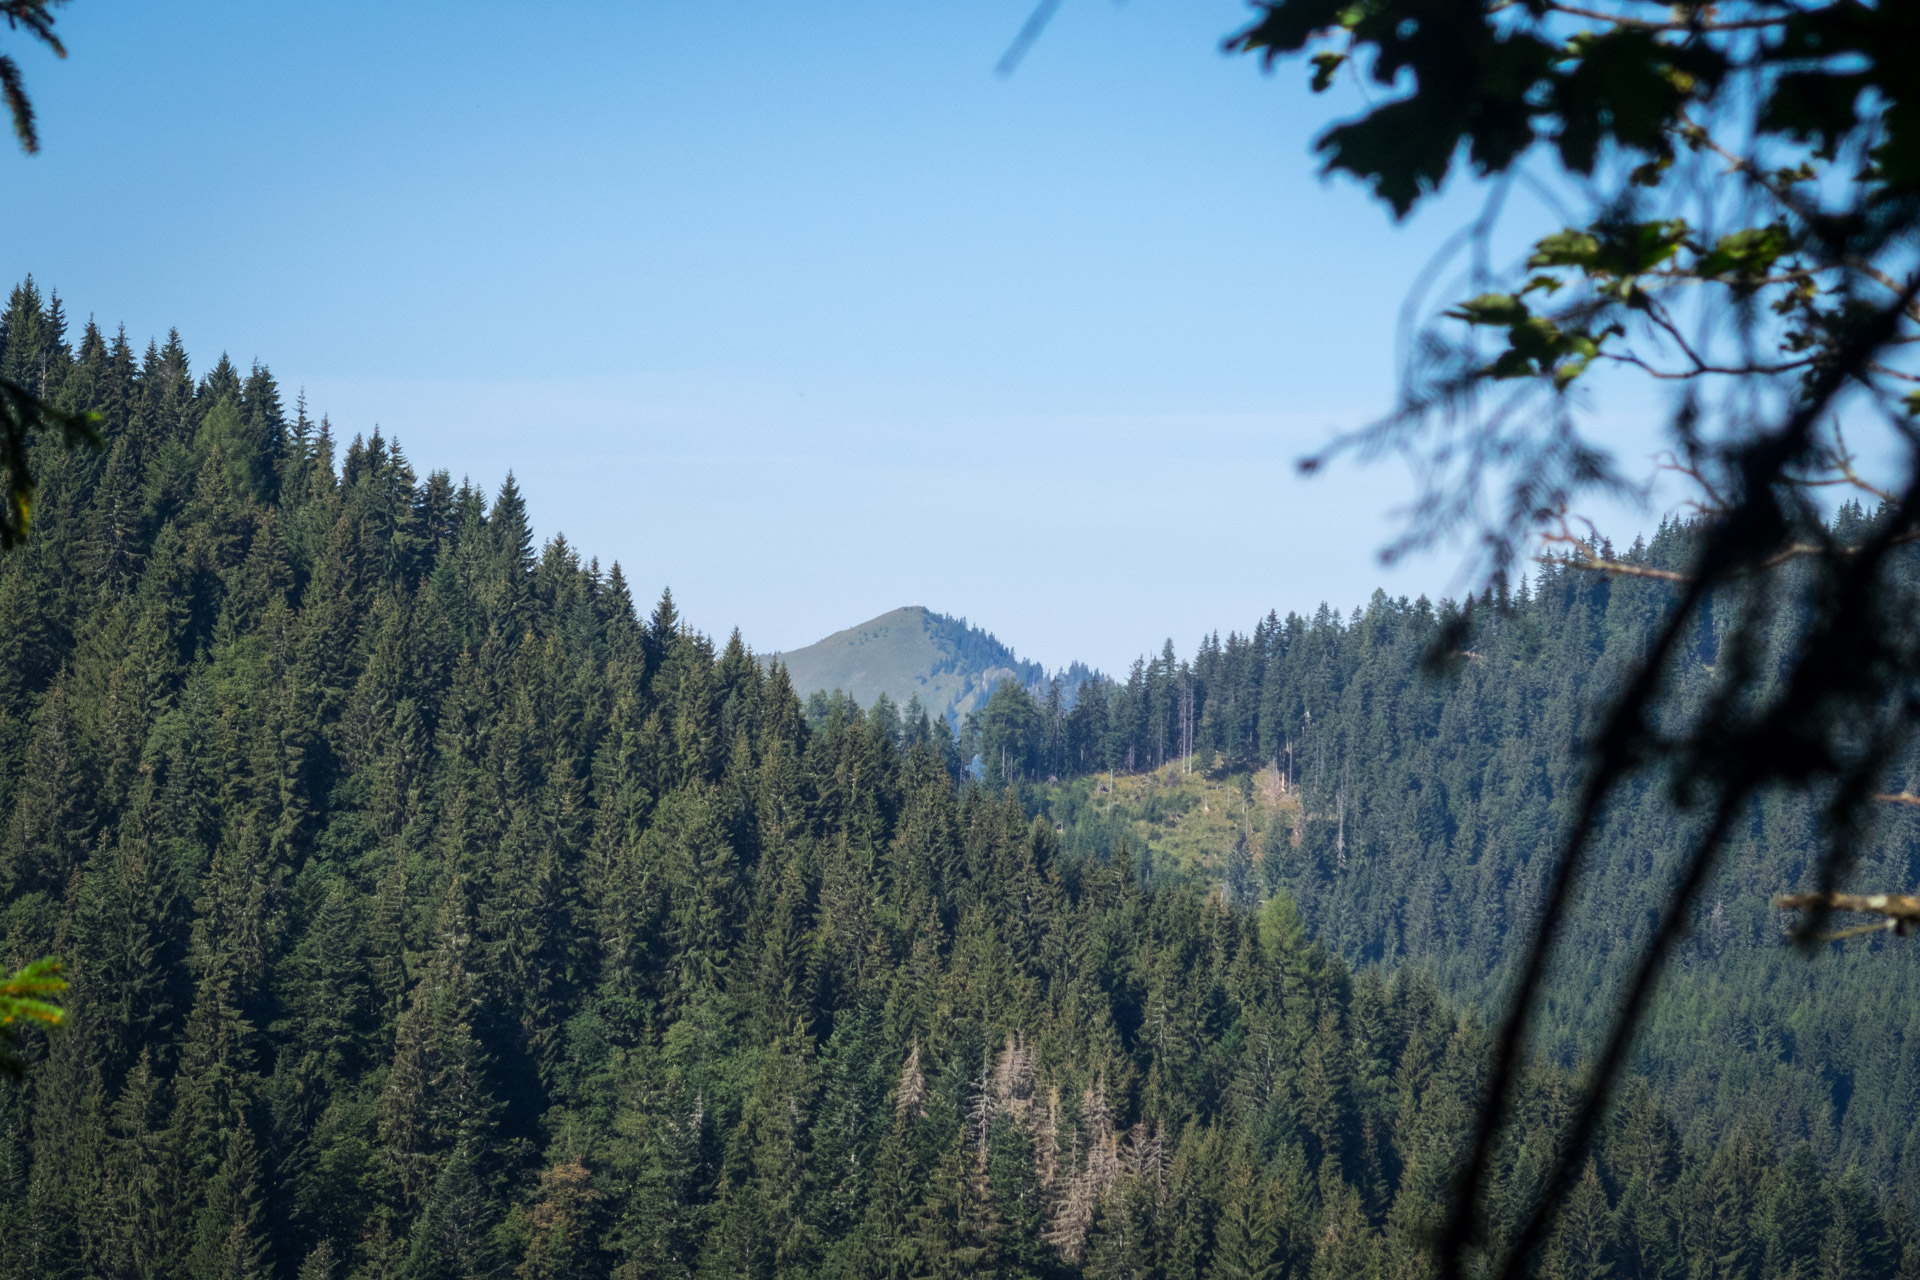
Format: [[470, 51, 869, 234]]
[[242, 361, 284, 433], [200, 352, 242, 406], [603, 561, 635, 621], [76, 316, 103, 362], [491, 471, 533, 571], [155, 328, 191, 391], [310, 415, 336, 486], [43, 289, 65, 355], [649, 586, 679, 641]]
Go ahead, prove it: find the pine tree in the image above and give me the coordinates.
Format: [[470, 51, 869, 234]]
[[379, 878, 492, 1221], [72, 821, 181, 1076], [486, 472, 534, 637], [187, 1111, 269, 1280], [1211, 1157, 1288, 1280], [1761, 1145, 1827, 1280], [99, 1049, 166, 1280], [1820, 1169, 1896, 1280], [660, 786, 739, 1003], [400, 1132, 499, 1280], [298, 1239, 339, 1280], [1541, 1160, 1615, 1280], [269, 878, 371, 1215], [904, 1139, 1001, 1280], [1313, 1173, 1382, 1280], [3, 673, 91, 897], [516, 1158, 601, 1280]]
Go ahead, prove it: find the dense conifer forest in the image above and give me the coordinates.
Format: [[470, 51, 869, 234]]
[[965, 523, 1920, 1195], [0, 278, 1914, 1280]]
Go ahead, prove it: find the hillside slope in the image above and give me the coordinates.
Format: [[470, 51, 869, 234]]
[[0, 280, 1896, 1279], [1000, 548, 1920, 1190], [769, 605, 1045, 726]]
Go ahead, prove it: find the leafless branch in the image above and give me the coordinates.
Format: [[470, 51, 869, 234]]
[[1775, 890, 1920, 940], [1543, 2, 1794, 33]]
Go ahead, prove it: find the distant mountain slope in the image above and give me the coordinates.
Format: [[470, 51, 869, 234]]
[[769, 606, 1046, 727]]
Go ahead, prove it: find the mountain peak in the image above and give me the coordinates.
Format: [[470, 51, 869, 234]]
[[769, 606, 1043, 727]]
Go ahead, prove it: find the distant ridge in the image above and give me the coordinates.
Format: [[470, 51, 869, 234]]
[[768, 606, 1076, 728]]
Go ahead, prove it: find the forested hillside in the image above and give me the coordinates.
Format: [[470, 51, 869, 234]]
[[961, 529, 1920, 1191], [0, 278, 1913, 1280]]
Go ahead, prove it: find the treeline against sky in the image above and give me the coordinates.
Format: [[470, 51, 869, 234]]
[[0, 279, 1913, 1280], [964, 517, 1920, 1193]]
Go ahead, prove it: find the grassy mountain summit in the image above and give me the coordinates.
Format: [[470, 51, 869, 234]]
[[769, 605, 1049, 727]]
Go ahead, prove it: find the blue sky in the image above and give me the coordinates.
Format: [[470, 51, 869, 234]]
[[5, 0, 1670, 673]]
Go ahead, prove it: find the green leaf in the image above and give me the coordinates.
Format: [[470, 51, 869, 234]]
[[1527, 230, 1601, 269], [1549, 29, 1722, 174], [1236, 0, 1559, 218], [1553, 354, 1594, 389], [1310, 51, 1346, 92], [1449, 293, 1531, 326], [1630, 155, 1671, 187], [1527, 219, 1687, 281], [1696, 224, 1795, 288]]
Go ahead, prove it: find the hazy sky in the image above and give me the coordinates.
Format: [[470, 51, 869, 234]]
[[6, 0, 1670, 673]]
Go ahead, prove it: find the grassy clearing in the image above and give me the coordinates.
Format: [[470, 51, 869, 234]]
[[1035, 762, 1303, 885]]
